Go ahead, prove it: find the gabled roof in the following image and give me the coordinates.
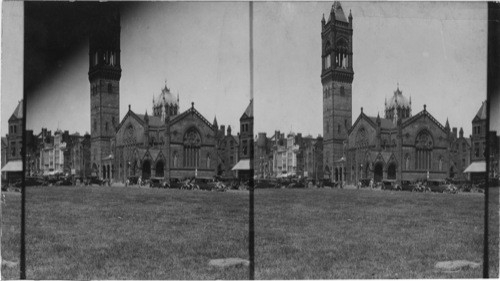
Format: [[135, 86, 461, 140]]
[[9, 100, 23, 121], [136, 114, 164, 127], [401, 108, 446, 133], [367, 117, 396, 130], [475, 101, 487, 120], [170, 104, 215, 131], [349, 110, 397, 135], [240, 99, 253, 120]]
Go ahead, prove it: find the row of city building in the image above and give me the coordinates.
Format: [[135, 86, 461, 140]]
[[1, 97, 254, 184], [254, 97, 500, 184]]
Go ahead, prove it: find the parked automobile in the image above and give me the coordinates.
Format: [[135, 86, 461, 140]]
[[86, 176, 106, 186], [382, 180, 401, 191], [56, 177, 73, 186], [255, 179, 279, 189], [412, 182, 430, 192], [400, 180, 416, 192], [150, 177, 169, 188], [126, 176, 139, 186], [425, 179, 448, 193]]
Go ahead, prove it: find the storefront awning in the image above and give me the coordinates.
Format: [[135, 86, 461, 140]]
[[464, 161, 486, 173], [232, 159, 250, 171], [1, 160, 23, 172]]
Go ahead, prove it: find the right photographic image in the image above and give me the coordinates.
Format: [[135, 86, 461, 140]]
[[253, 1, 494, 278]]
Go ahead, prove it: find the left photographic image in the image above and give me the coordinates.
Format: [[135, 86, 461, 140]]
[[2, 2, 253, 279]]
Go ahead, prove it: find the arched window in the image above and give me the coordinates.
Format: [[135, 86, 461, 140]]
[[206, 153, 211, 168], [439, 157, 443, 171], [415, 130, 433, 170], [183, 128, 201, 167], [340, 86, 345, 96], [355, 127, 368, 148], [108, 83, 112, 93], [105, 122, 108, 132]]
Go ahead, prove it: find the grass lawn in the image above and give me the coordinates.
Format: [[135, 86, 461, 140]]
[[255, 188, 486, 279], [1, 191, 22, 280], [20, 186, 249, 279], [488, 186, 499, 278]]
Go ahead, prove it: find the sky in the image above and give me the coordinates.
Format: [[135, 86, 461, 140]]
[[1, 2, 498, 138], [20, 2, 250, 135], [1, 1, 23, 136], [254, 2, 488, 138]]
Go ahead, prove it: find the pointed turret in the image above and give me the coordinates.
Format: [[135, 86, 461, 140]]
[[144, 110, 149, 124], [213, 116, 218, 129], [445, 118, 450, 131], [321, 13, 326, 27], [459, 127, 464, 138], [348, 9, 353, 27], [376, 112, 381, 126]]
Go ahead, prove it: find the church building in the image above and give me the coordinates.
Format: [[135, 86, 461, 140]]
[[88, 6, 244, 183], [321, 2, 463, 184]]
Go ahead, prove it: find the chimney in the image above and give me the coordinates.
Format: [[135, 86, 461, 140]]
[[220, 125, 226, 136], [227, 125, 232, 136], [452, 127, 457, 138]]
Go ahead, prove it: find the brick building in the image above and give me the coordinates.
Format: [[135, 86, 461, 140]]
[[2, 100, 24, 183], [321, 2, 475, 185], [321, 2, 353, 180], [216, 125, 239, 179]]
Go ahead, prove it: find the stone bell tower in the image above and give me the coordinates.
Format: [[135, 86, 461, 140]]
[[89, 4, 122, 176], [321, 1, 354, 179]]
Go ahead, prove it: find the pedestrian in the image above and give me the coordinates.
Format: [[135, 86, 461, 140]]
[[370, 178, 374, 189]]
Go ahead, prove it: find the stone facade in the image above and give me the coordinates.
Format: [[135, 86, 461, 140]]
[[89, 6, 121, 177], [321, 2, 353, 179], [347, 103, 454, 184], [112, 100, 218, 182], [216, 125, 239, 179]]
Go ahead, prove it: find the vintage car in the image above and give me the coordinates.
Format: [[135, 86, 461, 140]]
[[425, 179, 449, 193], [381, 180, 401, 191], [149, 177, 169, 188], [86, 176, 106, 186]]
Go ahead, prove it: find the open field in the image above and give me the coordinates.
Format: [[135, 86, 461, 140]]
[[1, 191, 22, 279], [5, 186, 249, 279], [2, 185, 496, 279], [488, 186, 499, 278], [255, 188, 487, 279]]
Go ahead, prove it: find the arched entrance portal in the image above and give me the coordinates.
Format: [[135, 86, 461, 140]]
[[374, 162, 383, 182], [155, 161, 164, 177], [142, 161, 151, 180], [387, 163, 397, 180], [449, 166, 455, 178]]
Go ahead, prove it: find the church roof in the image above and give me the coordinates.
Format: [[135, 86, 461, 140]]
[[170, 102, 215, 130], [154, 81, 178, 108], [367, 117, 396, 129], [10, 100, 23, 120], [136, 114, 164, 127], [328, 1, 348, 23], [475, 101, 487, 120], [386, 86, 411, 110], [401, 106, 446, 133], [240, 99, 253, 120]]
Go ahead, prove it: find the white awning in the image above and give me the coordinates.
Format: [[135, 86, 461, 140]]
[[463, 161, 486, 173], [1, 160, 23, 172], [232, 159, 250, 171]]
